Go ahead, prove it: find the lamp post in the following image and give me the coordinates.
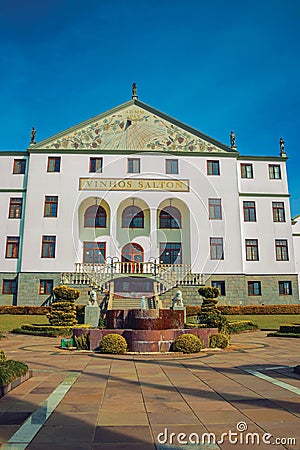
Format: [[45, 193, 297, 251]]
[[105, 256, 119, 277], [148, 257, 158, 277]]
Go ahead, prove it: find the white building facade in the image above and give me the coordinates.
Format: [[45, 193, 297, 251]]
[[0, 95, 299, 306]]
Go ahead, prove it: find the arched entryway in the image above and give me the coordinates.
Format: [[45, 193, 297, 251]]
[[121, 243, 144, 273]]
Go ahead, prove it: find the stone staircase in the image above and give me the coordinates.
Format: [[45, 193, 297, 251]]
[[110, 296, 156, 310]]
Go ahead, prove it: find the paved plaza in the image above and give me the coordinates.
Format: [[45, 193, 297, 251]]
[[0, 331, 299, 449]]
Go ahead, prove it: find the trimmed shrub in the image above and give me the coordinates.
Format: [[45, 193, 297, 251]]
[[197, 286, 228, 332], [98, 334, 127, 354], [0, 360, 29, 386], [209, 333, 229, 349], [227, 321, 259, 334], [12, 324, 73, 337], [279, 324, 300, 334], [173, 334, 202, 353], [47, 286, 79, 327], [218, 304, 300, 315], [53, 285, 80, 301], [198, 286, 220, 299], [268, 332, 300, 338], [0, 306, 50, 315], [186, 306, 201, 317], [74, 333, 90, 350], [12, 324, 90, 337]]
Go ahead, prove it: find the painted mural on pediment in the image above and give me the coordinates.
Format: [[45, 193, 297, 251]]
[[43, 106, 226, 152]]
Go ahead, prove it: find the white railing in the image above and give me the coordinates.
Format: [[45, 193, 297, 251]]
[[61, 263, 204, 293], [74, 262, 193, 277]]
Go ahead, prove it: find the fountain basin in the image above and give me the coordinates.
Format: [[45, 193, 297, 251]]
[[73, 326, 218, 352], [106, 308, 184, 330]]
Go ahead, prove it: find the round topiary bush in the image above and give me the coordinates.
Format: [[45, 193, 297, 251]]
[[198, 286, 220, 299], [98, 334, 127, 354], [53, 285, 80, 302], [173, 334, 202, 353], [209, 333, 229, 349]]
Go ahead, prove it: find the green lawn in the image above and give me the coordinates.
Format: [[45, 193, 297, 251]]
[[0, 315, 48, 332], [226, 314, 300, 331], [0, 313, 299, 333]]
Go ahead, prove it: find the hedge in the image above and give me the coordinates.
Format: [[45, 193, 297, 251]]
[[0, 360, 29, 387], [186, 306, 201, 317], [218, 305, 300, 315], [227, 320, 259, 333], [0, 305, 86, 322], [0, 306, 50, 315], [268, 332, 300, 338], [279, 324, 300, 333], [12, 324, 90, 337]]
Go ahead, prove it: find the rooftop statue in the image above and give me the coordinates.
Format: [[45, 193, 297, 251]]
[[230, 130, 236, 148], [30, 127, 36, 145], [132, 82, 137, 98]]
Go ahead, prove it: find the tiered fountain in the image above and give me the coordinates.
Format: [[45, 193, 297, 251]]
[[73, 294, 217, 352]]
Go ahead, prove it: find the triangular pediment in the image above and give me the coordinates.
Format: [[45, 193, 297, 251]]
[[33, 99, 236, 154]]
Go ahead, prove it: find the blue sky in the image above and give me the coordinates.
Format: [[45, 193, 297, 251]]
[[1, 0, 299, 215]]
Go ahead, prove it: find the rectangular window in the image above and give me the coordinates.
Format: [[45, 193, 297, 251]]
[[272, 202, 285, 222], [83, 242, 106, 264], [39, 280, 53, 295], [9, 198, 23, 219], [278, 281, 292, 295], [166, 159, 178, 174], [241, 163, 253, 178], [207, 160, 220, 175], [269, 164, 281, 179], [211, 280, 226, 296], [246, 239, 259, 261], [44, 196, 58, 217], [89, 157, 103, 173], [41, 235, 56, 258], [127, 158, 140, 173], [13, 159, 26, 174], [160, 243, 182, 264], [209, 198, 222, 220], [2, 279, 17, 294], [210, 237, 224, 260], [248, 281, 261, 296], [47, 157, 61, 172], [5, 237, 20, 258], [275, 239, 289, 261], [243, 201, 256, 222]]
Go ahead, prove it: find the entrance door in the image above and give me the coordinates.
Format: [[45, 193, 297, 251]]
[[121, 243, 144, 273]]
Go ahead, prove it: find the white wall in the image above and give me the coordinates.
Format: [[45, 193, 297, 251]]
[[292, 217, 300, 295], [0, 151, 297, 278]]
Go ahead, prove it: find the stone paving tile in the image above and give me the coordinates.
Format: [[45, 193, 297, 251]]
[[0, 411, 32, 425], [0, 425, 19, 443], [188, 400, 237, 411], [54, 402, 102, 414], [241, 407, 300, 423], [193, 410, 250, 425], [97, 411, 149, 426], [45, 412, 98, 426], [28, 423, 95, 444], [147, 411, 200, 425], [94, 425, 153, 443]]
